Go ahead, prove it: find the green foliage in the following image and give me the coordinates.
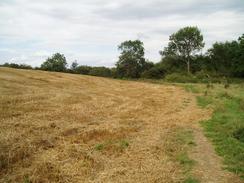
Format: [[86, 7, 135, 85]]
[[161, 26, 204, 74], [75, 65, 92, 75], [207, 34, 244, 78], [116, 40, 147, 78], [233, 128, 244, 143], [141, 63, 165, 79], [40, 53, 67, 72], [1, 62, 33, 69], [2, 30, 244, 80], [70, 61, 78, 71], [165, 73, 198, 83], [89, 67, 112, 77]]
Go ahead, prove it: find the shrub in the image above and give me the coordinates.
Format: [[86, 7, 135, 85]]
[[89, 67, 112, 77], [165, 73, 198, 83], [233, 128, 244, 143], [141, 66, 165, 79], [1, 62, 32, 70], [75, 65, 92, 75]]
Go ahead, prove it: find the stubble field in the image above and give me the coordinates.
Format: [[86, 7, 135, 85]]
[[0, 68, 222, 182]]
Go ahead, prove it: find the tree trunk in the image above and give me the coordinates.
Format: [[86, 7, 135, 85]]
[[187, 60, 190, 74]]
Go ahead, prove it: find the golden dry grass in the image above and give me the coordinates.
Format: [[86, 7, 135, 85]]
[[0, 68, 209, 183]]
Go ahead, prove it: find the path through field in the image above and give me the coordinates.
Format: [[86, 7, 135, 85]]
[[0, 68, 242, 182]]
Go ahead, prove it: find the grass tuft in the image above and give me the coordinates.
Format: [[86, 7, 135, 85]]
[[183, 176, 200, 183], [94, 143, 104, 151]]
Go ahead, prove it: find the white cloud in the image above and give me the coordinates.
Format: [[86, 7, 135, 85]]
[[0, 0, 243, 67]]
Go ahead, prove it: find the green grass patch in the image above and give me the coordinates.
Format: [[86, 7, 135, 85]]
[[120, 139, 129, 149], [94, 139, 129, 152], [183, 176, 200, 183], [184, 84, 200, 93], [187, 84, 244, 179], [94, 143, 104, 151], [177, 152, 195, 172], [166, 128, 198, 181], [197, 96, 212, 108]]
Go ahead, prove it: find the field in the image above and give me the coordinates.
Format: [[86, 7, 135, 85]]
[[0, 68, 243, 183]]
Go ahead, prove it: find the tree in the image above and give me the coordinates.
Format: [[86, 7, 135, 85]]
[[41, 53, 67, 72], [71, 60, 78, 72], [232, 34, 244, 77], [207, 34, 244, 77], [116, 40, 147, 78], [161, 26, 204, 74]]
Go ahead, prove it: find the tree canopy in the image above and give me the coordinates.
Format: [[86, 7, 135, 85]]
[[116, 40, 147, 78], [161, 26, 204, 74], [41, 53, 67, 72]]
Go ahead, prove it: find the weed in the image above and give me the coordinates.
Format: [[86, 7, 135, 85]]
[[94, 144, 104, 151], [183, 176, 200, 183], [23, 175, 31, 183], [120, 140, 129, 149]]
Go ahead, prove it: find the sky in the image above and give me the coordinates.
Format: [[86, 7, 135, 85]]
[[0, 0, 244, 67]]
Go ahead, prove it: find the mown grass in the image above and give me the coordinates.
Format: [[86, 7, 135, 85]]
[[94, 139, 129, 152], [184, 83, 244, 179], [166, 128, 199, 182], [183, 177, 200, 183]]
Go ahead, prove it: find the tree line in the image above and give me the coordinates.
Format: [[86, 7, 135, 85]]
[[1, 26, 244, 82]]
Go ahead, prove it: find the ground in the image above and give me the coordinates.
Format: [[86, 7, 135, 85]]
[[0, 68, 242, 183]]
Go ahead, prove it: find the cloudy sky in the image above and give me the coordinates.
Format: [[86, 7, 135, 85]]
[[0, 0, 244, 67]]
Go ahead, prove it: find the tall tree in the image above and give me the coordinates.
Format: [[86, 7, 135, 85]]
[[161, 26, 204, 74], [41, 53, 67, 72], [116, 40, 146, 78], [207, 34, 244, 77]]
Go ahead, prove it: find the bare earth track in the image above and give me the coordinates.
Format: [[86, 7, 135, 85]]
[[0, 68, 242, 182], [190, 127, 242, 183]]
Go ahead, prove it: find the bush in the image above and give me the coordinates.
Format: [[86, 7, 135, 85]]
[[74, 65, 92, 75], [89, 67, 112, 77], [195, 71, 210, 82], [1, 62, 33, 70], [233, 128, 244, 143], [141, 66, 165, 79], [165, 73, 198, 83]]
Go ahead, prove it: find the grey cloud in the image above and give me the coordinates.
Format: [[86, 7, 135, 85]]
[[95, 0, 244, 20]]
